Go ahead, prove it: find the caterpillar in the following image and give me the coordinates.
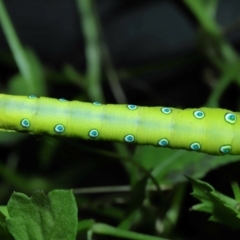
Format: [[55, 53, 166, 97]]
[[0, 94, 239, 155]]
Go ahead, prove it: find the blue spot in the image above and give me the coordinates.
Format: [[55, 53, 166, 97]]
[[158, 138, 169, 147], [59, 98, 67, 102], [54, 124, 65, 133], [225, 113, 236, 124], [89, 129, 99, 138], [161, 108, 172, 114], [190, 142, 201, 151], [220, 145, 232, 154], [124, 134, 135, 143], [21, 119, 30, 128], [28, 95, 37, 99], [193, 110, 205, 119], [127, 105, 138, 110], [93, 102, 101, 106]]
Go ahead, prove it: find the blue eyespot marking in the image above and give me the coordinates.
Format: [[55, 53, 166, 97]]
[[161, 108, 172, 114], [54, 124, 65, 133], [93, 102, 102, 106], [59, 98, 67, 102], [124, 134, 135, 143], [127, 105, 138, 110], [190, 142, 201, 151], [193, 110, 205, 119], [158, 138, 169, 147], [21, 119, 30, 128], [28, 95, 37, 99], [220, 145, 232, 154], [89, 129, 99, 138], [225, 113, 236, 124]]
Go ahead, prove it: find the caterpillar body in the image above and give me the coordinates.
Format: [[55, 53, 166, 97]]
[[0, 94, 239, 155]]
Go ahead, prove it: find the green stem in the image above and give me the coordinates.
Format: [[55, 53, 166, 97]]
[[76, 0, 104, 102], [0, 0, 35, 92]]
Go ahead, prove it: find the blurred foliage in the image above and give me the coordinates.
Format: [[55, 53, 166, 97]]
[[0, 0, 240, 239], [188, 177, 240, 229]]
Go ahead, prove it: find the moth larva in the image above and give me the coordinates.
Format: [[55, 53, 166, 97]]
[[0, 94, 239, 155]]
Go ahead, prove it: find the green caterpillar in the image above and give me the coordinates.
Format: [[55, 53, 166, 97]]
[[0, 94, 239, 155]]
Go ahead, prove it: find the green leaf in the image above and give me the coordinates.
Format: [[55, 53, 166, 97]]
[[0, 211, 14, 240], [0, 205, 9, 218], [6, 190, 78, 240], [188, 177, 240, 229], [77, 219, 95, 233], [134, 146, 240, 185], [7, 49, 47, 96], [232, 182, 240, 202]]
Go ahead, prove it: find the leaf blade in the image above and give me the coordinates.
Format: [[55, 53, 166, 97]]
[[6, 190, 78, 240]]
